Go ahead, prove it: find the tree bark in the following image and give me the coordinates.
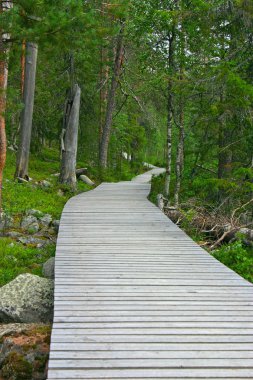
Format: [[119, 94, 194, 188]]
[[164, 30, 175, 200], [59, 84, 81, 190], [99, 22, 124, 168], [174, 100, 185, 208], [15, 42, 38, 179], [0, 1, 12, 213]]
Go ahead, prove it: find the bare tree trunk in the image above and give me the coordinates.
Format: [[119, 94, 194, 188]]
[[99, 22, 124, 168], [164, 30, 175, 200], [15, 42, 38, 179], [59, 84, 81, 190], [0, 1, 12, 213], [174, 101, 185, 208]]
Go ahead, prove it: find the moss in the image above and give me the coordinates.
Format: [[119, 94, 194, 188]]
[[1, 352, 33, 380]]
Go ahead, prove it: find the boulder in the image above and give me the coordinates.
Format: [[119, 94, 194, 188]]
[[0, 274, 54, 323], [26, 209, 44, 218], [40, 180, 52, 188], [0, 214, 14, 231], [27, 222, 40, 234], [18, 236, 50, 248], [79, 174, 95, 186], [52, 220, 60, 232], [39, 214, 52, 227], [21, 215, 37, 230], [43, 257, 55, 279]]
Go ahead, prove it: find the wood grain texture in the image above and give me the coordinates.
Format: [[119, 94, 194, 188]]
[[47, 167, 253, 379]]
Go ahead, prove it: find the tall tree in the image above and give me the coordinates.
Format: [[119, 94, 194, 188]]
[[15, 42, 38, 179], [0, 0, 12, 212], [99, 21, 125, 168]]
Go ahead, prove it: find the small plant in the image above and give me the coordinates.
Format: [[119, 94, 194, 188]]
[[212, 240, 253, 283]]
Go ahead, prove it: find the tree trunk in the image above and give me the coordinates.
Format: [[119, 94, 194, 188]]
[[15, 42, 38, 179], [164, 30, 175, 200], [0, 1, 12, 213], [59, 84, 81, 190], [99, 22, 124, 168], [174, 102, 185, 208]]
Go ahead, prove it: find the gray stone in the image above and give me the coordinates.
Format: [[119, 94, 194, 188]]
[[27, 222, 40, 234], [0, 214, 14, 231], [0, 274, 54, 323], [40, 180, 52, 188], [52, 219, 60, 232], [5, 231, 22, 238], [57, 189, 64, 197], [18, 236, 49, 248], [39, 214, 52, 227], [21, 215, 38, 230], [43, 257, 55, 279], [26, 209, 44, 218]]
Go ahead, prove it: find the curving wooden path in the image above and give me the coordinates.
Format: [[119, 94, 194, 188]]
[[48, 168, 253, 380]]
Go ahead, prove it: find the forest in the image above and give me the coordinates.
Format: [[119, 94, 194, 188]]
[[0, 1, 253, 378]]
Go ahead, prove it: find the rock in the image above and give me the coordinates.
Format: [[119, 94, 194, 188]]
[[0, 274, 54, 323], [40, 180, 52, 188], [79, 174, 95, 186], [43, 258, 55, 279], [18, 236, 49, 248], [5, 231, 22, 238], [52, 219, 60, 232], [0, 214, 14, 231], [21, 215, 38, 230], [26, 209, 44, 218], [39, 214, 52, 227], [0, 324, 51, 380], [57, 189, 64, 197], [27, 222, 40, 234]]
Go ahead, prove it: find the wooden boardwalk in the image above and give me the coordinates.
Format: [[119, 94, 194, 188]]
[[48, 168, 253, 379]]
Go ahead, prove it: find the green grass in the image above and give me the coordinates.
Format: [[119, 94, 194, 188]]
[[3, 149, 92, 218], [212, 240, 253, 283], [1, 147, 94, 286], [0, 238, 55, 287]]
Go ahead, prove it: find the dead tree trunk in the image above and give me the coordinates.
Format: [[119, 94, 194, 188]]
[[164, 30, 175, 200], [0, 1, 12, 213], [59, 84, 81, 190], [15, 42, 38, 179], [99, 22, 124, 168], [175, 102, 185, 208]]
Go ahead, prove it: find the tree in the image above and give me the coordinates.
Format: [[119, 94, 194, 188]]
[[15, 42, 38, 180], [99, 21, 125, 168], [0, 0, 12, 212]]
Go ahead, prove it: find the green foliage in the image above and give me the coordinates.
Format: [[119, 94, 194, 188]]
[[212, 241, 253, 283], [0, 238, 55, 288]]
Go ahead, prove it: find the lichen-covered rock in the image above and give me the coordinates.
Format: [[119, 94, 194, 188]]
[[40, 180, 52, 188], [52, 219, 60, 232], [43, 258, 55, 279], [39, 214, 52, 227], [0, 274, 54, 323], [18, 236, 49, 248], [26, 209, 44, 218], [27, 222, 40, 234], [0, 324, 51, 380], [0, 213, 14, 231], [21, 215, 38, 230]]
